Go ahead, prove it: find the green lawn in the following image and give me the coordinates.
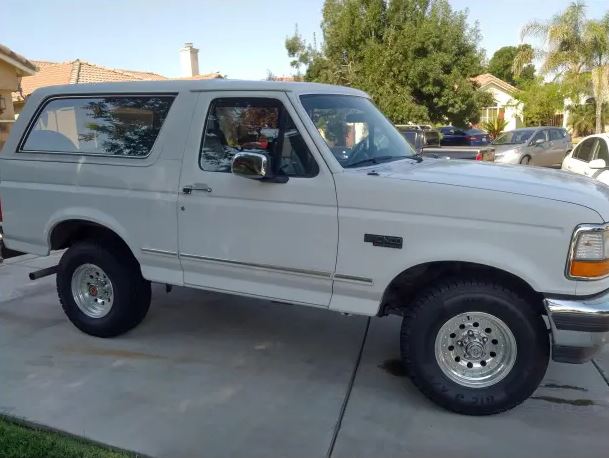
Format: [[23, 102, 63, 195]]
[[0, 417, 134, 458]]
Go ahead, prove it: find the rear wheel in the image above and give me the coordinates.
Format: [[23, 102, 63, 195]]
[[401, 279, 549, 415], [57, 240, 151, 337]]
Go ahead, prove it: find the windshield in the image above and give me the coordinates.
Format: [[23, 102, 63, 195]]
[[300, 94, 416, 168], [493, 129, 536, 145]]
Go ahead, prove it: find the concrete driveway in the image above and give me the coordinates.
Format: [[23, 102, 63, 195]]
[[1, 253, 609, 458]]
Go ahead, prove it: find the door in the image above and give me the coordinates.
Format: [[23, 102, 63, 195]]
[[548, 128, 566, 167], [177, 92, 338, 306], [440, 127, 466, 146], [528, 129, 552, 166]]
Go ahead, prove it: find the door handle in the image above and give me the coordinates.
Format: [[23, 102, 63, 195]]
[[182, 183, 212, 194]]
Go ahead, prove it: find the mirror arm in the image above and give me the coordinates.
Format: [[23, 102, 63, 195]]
[[262, 175, 289, 184]]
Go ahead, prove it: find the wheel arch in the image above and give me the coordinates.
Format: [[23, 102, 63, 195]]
[[378, 261, 545, 317], [47, 216, 138, 264]]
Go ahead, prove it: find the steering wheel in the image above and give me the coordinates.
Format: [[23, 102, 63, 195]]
[[344, 136, 373, 167]]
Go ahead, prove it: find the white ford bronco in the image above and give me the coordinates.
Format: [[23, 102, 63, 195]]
[[2, 80, 609, 415]]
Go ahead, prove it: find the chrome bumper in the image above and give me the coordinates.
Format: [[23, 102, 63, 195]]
[[544, 291, 609, 363]]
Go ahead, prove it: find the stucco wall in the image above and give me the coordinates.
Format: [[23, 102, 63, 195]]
[[0, 60, 18, 120], [480, 84, 523, 131]]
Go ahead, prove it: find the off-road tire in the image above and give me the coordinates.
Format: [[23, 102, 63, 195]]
[[56, 240, 151, 337], [401, 278, 549, 415]]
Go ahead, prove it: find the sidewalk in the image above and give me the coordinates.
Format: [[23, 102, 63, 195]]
[[1, 254, 608, 457]]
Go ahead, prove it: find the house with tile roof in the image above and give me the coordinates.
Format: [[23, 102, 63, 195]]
[[13, 42, 223, 114], [12, 59, 169, 113], [0, 44, 36, 149], [471, 73, 524, 130]]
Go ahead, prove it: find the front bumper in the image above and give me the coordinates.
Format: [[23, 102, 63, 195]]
[[544, 290, 609, 363]]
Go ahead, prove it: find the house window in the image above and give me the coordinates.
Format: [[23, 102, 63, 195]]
[[480, 107, 505, 124]]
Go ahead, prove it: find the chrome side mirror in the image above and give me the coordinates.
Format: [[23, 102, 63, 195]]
[[231, 152, 288, 183], [232, 152, 269, 179]]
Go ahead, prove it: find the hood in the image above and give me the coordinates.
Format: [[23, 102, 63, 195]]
[[349, 158, 609, 220]]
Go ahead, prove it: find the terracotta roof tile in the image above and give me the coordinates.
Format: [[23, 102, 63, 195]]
[[19, 61, 73, 97], [471, 73, 518, 95], [16, 59, 168, 100], [117, 69, 167, 80]]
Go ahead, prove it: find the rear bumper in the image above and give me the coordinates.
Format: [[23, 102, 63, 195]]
[[544, 291, 609, 363]]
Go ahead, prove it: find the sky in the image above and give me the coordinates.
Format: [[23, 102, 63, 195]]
[[1, 0, 608, 80]]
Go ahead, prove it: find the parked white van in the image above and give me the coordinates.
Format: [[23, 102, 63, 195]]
[[2, 80, 609, 415]]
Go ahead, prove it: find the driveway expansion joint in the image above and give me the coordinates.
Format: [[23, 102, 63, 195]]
[[592, 359, 609, 387], [326, 317, 371, 458]]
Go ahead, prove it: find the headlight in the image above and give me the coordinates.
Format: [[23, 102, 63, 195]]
[[567, 224, 609, 279]]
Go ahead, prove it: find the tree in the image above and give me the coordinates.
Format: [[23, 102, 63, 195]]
[[585, 14, 609, 133], [515, 2, 609, 133], [285, 0, 490, 126], [516, 79, 565, 126], [568, 101, 609, 136], [487, 45, 535, 87], [481, 117, 509, 140]]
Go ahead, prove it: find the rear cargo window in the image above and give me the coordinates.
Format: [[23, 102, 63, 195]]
[[21, 95, 175, 157]]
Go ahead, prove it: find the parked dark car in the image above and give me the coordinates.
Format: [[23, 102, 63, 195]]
[[396, 125, 441, 147], [439, 126, 491, 146]]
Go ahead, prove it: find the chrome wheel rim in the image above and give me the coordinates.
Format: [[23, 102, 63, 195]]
[[71, 263, 114, 318], [434, 312, 517, 388]]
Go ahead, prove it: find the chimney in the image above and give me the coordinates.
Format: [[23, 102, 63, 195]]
[[179, 42, 200, 77]]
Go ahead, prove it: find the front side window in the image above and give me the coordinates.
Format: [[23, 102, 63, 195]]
[[493, 129, 535, 145], [300, 94, 416, 168], [531, 130, 547, 144], [595, 139, 609, 163], [21, 96, 175, 156], [199, 98, 318, 177], [574, 138, 597, 162]]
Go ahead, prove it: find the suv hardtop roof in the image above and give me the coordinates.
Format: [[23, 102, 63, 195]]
[[28, 79, 369, 99]]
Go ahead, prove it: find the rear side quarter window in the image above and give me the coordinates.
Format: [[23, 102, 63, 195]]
[[20, 95, 175, 157]]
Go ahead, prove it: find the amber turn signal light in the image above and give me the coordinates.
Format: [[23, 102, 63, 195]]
[[569, 259, 609, 279]]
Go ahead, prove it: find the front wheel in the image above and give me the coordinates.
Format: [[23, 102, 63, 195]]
[[520, 155, 531, 165], [57, 240, 151, 337], [401, 279, 549, 415]]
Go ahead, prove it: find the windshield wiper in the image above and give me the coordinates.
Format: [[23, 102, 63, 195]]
[[345, 155, 416, 168]]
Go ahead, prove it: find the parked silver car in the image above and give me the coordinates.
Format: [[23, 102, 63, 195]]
[[493, 127, 572, 167]]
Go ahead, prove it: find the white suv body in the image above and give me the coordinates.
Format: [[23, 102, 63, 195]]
[[2, 80, 609, 415]]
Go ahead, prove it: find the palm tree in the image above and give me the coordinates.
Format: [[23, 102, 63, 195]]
[[585, 14, 609, 133], [514, 2, 609, 133]]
